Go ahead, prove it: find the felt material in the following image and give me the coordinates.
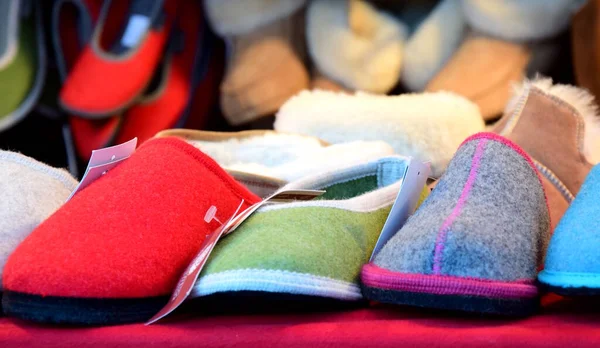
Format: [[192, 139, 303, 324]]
[[115, 0, 202, 144], [218, 11, 309, 125], [426, 36, 531, 121], [2, 137, 260, 324], [1, 299, 600, 348], [496, 78, 599, 203], [275, 89, 484, 177], [0, 151, 78, 291], [156, 129, 395, 184], [363, 133, 549, 315], [59, 0, 177, 117], [539, 164, 600, 293], [192, 156, 408, 300], [572, 0, 600, 104], [401, 0, 465, 92], [0, 1, 45, 132], [461, 0, 586, 41], [52, 0, 121, 159], [204, 0, 306, 36], [307, 0, 406, 93]]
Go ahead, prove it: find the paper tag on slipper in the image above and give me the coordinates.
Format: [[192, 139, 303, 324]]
[[369, 159, 431, 260], [67, 138, 137, 201], [146, 188, 325, 325]]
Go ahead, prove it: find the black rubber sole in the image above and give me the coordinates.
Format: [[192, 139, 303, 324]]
[[2, 291, 169, 325], [363, 286, 539, 317], [542, 284, 600, 297]]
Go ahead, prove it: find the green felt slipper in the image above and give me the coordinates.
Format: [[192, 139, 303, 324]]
[[0, 0, 45, 132], [191, 156, 411, 301]]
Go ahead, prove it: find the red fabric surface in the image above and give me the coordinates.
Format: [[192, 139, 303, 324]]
[[0, 295, 599, 347], [3, 137, 260, 298], [59, 2, 178, 114], [115, 0, 202, 144]]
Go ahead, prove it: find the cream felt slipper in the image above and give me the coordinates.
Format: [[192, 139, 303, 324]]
[[275, 90, 484, 177], [204, 0, 309, 126], [0, 150, 78, 293], [155, 129, 395, 197], [400, 0, 466, 92], [306, 0, 406, 93], [426, 35, 531, 121], [461, 0, 586, 41]]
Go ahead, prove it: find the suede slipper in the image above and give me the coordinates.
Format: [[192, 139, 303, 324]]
[[155, 129, 395, 197], [192, 156, 408, 301], [400, 0, 465, 92], [307, 0, 406, 94], [275, 89, 484, 177], [0, 151, 77, 303], [362, 132, 550, 316], [51, 0, 121, 160], [59, 0, 177, 118], [493, 78, 600, 233], [205, 0, 309, 126], [115, 0, 206, 145], [572, 0, 600, 103], [1, 137, 260, 325], [426, 34, 531, 121], [539, 164, 600, 295], [0, 0, 45, 132]]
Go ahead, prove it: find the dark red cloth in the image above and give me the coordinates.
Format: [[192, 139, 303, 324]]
[[0, 295, 599, 347]]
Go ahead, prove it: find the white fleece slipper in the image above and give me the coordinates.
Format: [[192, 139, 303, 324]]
[[274, 90, 484, 177], [155, 129, 395, 196], [0, 150, 77, 291], [306, 0, 406, 93], [461, 0, 586, 41], [400, 0, 466, 92]]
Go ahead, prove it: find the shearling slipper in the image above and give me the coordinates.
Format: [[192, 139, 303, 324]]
[[539, 164, 600, 295], [155, 129, 394, 197], [192, 156, 408, 301], [493, 78, 600, 233], [362, 132, 550, 316], [306, 0, 406, 93], [400, 0, 465, 92], [274, 89, 484, 177], [426, 35, 531, 121], [205, 0, 309, 125], [0, 0, 45, 132], [1, 137, 260, 325], [572, 0, 600, 103], [0, 151, 77, 303]]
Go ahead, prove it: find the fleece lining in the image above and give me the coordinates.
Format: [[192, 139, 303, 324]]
[[275, 89, 484, 177], [307, 0, 406, 93]]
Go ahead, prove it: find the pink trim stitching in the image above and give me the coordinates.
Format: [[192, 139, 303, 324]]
[[460, 132, 553, 231], [361, 264, 538, 299], [432, 139, 487, 274]]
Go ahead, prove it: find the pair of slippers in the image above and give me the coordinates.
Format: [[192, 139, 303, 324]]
[[55, 0, 221, 160], [309, 0, 585, 120], [362, 78, 600, 316], [1, 130, 425, 325], [0, 0, 45, 132]]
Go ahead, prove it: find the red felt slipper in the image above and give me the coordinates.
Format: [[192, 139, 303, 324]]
[[114, 0, 206, 144], [52, 0, 124, 159], [59, 0, 178, 118], [1, 137, 260, 325]]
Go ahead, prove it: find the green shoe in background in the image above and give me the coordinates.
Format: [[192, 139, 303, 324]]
[[0, 0, 45, 132]]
